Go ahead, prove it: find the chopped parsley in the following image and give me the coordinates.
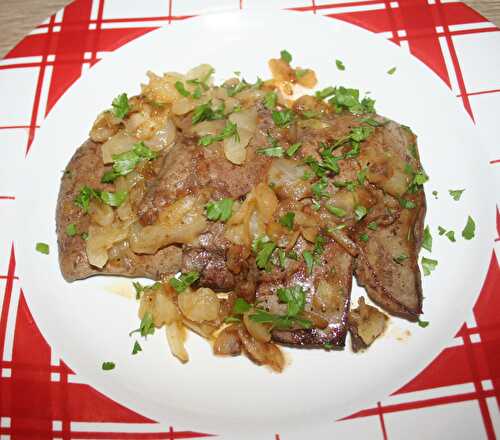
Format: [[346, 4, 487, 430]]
[[315, 86, 336, 100], [319, 147, 340, 174], [74, 186, 98, 213], [111, 93, 129, 119], [174, 81, 191, 97], [280, 49, 292, 64], [313, 234, 326, 256], [133, 281, 145, 300], [387, 67, 397, 75], [258, 146, 285, 157], [191, 101, 225, 124], [99, 190, 127, 207], [129, 311, 156, 339], [279, 212, 295, 230], [400, 198, 416, 209], [449, 189, 465, 201], [286, 142, 302, 157], [333, 180, 357, 192], [277, 285, 307, 317], [432, 190, 439, 199], [132, 341, 142, 355], [327, 86, 376, 115], [357, 168, 367, 185], [422, 226, 432, 252], [249, 284, 312, 330], [132, 282, 161, 301], [252, 236, 276, 270], [227, 80, 250, 97], [326, 205, 347, 218], [102, 361, 116, 371], [354, 205, 367, 221], [272, 109, 294, 127], [361, 117, 387, 127], [277, 248, 286, 269], [303, 250, 314, 274], [350, 126, 374, 142], [327, 224, 347, 234], [205, 198, 234, 222], [445, 230, 456, 242], [233, 297, 251, 314], [418, 319, 430, 328], [462, 215, 476, 240], [304, 156, 326, 178], [66, 223, 77, 237], [264, 91, 278, 110], [35, 242, 49, 255], [359, 233, 369, 242], [101, 142, 157, 183], [169, 271, 200, 293], [335, 59, 346, 71], [198, 120, 239, 146], [74, 186, 127, 213], [249, 308, 311, 330], [367, 221, 378, 231], [393, 253, 408, 264], [311, 176, 329, 199], [438, 226, 446, 235], [421, 257, 438, 276]]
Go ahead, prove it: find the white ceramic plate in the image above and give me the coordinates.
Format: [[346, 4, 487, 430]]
[[16, 10, 494, 439]]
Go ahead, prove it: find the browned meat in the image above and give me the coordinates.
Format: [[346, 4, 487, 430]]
[[137, 138, 208, 225], [261, 239, 354, 348], [56, 139, 182, 281], [57, 87, 427, 361], [353, 191, 425, 320]]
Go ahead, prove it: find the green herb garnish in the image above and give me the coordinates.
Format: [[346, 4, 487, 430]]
[[335, 59, 345, 71], [280, 49, 292, 64], [326, 205, 347, 218], [205, 198, 234, 222], [462, 215, 475, 240], [169, 271, 200, 293], [421, 257, 438, 276], [303, 250, 314, 274], [112, 93, 129, 119], [393, 254, 408, 264], [175, 81, 191, 97], [422, 226, 432, 252], [132, 341, 142, 355], [418, 319, 429, 328], [102, 361, 115, 371], [36, 242, 49, 255], [354, 205, 367, 221], [279, 212, 295, 230], [272, 109, 294, 127], [286, 142, 302, 157], [198, 120, 239, 146], [449, 189, 465, 201], [233, 297, 251, 314], [66, 223, 77, 237], [264, 91, 278, 110], [445, 230, 456, 242]]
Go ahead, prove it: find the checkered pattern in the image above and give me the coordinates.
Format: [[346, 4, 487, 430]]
[[0, 0, 499, 438]]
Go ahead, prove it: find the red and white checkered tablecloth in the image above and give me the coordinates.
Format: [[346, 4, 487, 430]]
[[0, 0, 499, 438]]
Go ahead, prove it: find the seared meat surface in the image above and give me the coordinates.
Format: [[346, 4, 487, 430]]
[[56, 61, 427, 366]]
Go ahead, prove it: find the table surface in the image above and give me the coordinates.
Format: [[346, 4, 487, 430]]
[[0, 0, 500, 58]]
